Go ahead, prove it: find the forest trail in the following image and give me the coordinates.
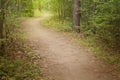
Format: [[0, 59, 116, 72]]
[[22, 15, 118, 80]]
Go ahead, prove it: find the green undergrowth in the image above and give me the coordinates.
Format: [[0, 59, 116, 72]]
[[0, 19, 43, 80], [73, 36, 120, 71], [41, 16, 120, 72], [34, 10, 50, 17], [41, 16, 72, 32]]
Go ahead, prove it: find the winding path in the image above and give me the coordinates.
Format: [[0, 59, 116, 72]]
[[22, 16, 119, 80]]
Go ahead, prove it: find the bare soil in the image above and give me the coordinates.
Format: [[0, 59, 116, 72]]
[[22, 16, 119, 80]]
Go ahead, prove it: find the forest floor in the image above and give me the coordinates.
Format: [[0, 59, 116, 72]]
[[22, 15, 120, 80]]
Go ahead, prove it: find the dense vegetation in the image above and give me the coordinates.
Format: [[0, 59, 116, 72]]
[[0, 0, 41, 80], [0, 0, 120, 79], [81, 0, 120, 53]]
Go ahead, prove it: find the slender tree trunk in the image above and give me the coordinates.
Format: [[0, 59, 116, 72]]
[[73, 0, 81, 33], [0, 0, 5, 39], [17, 0, 20, 12], [0, 0, 5, 54]]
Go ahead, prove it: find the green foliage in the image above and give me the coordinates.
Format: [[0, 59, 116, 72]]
[[0, 56, 41, 80], [80, 0, 120, 53], [40, 0, 50, 11], [0, 17, 42, 79], [0, 0, 42, 78], [50, 0, 73, 21], [41, 17, 72, 32], [5, 0, 34, 17]]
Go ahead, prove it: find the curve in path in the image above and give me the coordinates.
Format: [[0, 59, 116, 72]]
[[22, 16, 119, 80]]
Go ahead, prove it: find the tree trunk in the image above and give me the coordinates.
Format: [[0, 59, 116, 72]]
[[0, 0, 5, 39], [73, 0, 81, 33], [0, 0, 5, 54]]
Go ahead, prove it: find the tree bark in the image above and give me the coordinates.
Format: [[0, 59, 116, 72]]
[[0, 0, 5, 39], [0, 0, 5, 54], [73, 0, 81, 33]]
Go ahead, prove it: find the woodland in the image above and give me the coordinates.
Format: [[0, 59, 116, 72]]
[[0, 0, 120, 80]]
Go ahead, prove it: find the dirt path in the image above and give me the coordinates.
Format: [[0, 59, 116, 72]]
[[22, 16, 119, 80]]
